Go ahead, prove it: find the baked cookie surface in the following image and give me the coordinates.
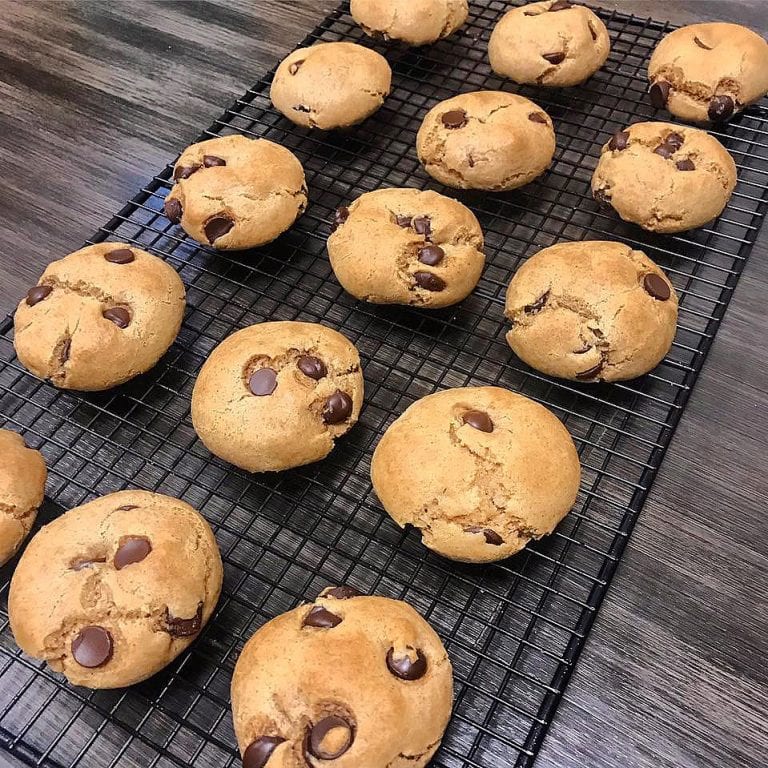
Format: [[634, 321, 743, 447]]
[[13, 243, 186, 391], [351, 0, 468, 46], [327, 188, 485, 308], [591, 121, 737, 233], [371, 386, 580, 563], [504, 241, 678, 382], [648, 22, 768, 124], [8, 490, 222, 689], [270, 42, 391, 130], [164, 135, 307, 249], [231, 587, 453, 768], [0, 430, 46, 566], [191, 322, 364, 473], [489, 0, 610, 87], [416, 91, 556, 190]]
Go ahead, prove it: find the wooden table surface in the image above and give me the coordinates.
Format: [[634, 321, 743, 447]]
[[0, 2, 766, 767]]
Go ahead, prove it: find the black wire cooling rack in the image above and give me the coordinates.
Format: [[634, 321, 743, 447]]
[[1, 1, 767, 767]]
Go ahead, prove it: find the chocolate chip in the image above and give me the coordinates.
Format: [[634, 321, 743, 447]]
[[243, 736, 285, 768], [164, 198, 182, 224], [693, 35, 712, 50], [72, 626, 113, 668], [608, 130, 629, 151], [412, 215, 432, 238], [588, 21, 598, 40], [543, 52, 566, 64], [173, 165, 199, 181], [293, 104, 311, 113], [708, 94, 734, 122], [114, 536, 152, 570], [165, 603, 203, 637], [306, 716, 354, 760], [386, 647, 427, 680], [103, 307, 131, 329], [465, 526, 504, 545], [302, 606, 342, 628], [104, 248, 135, 264], [25, 285, 52, 306], [203, 155, 226, 168], [548, 0, 573, 9], [249, 368, 278, 396], [297, 356, 327, 380], [593, 187, 612, 206], [323, 391, 353, 424], [418, 245, 444, 266], [204, 215, 235, 244], [524, 291, 549, 314], [462, 410, 494, 433], [528, 112, 548, 124], [649, 80, 671, 109], [665, 132, 684, 151], [467, 154, 475, 167], [653, 143, 674, 159], [70, 556, 106, 571], [324, 585, 361, 599], [288, 59, 305, 75], [441, 109, 468, 129], [332, 206, 349, 232], [414, 271, 445, 292], [576, 362, 604, 381], [676, 158, 695, 171], [643, 273, 671, 301], [395, 214, 412, 228]]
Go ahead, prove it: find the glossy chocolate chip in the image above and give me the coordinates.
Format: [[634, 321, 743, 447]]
[[203, 155, 226, 168], [104, 248, 135, 264], [463, 410, 494, 433], [288, 59, 305, 75], [72, 626, 113, 668], [549, 0, 573, 9], [303, 606, 342, 628], [412, 216, 432, 238], [465, 526, 504, 545], [395, 214, 412, 228], [386, 647, 427, 680], [324, 585, 361, 599], [418, 245, 444, 266], [643, 273, 671, 301], [25, 285, 52, 306], [323, 390, 353, 424], [297, 355, 327, 380], [414, 271, 445, 292], [70, 556, 106, 571], [165, 603, 203, 637], [576, 362, 604, 381], [204, 215, 235, 244], [332, 206, 350, 231], [243, 736, 285, 768], [524, 291, 549, 314], [173, 165, 199, 181], [528, 112, 548, 124], [693, 35, 712, 50], [708, 95, 734, 122], [441, 109, 468, 129], [249, 368, 278, 396], [608, 130, 629, 151], [103, 307, 131, 329], [649, 80, 671, 109], [164, 198, 182, 224], [306, 716, 354, 760], [676, 158, 695, 171], [543, 51, 566, 64], [114, 536, 152, 570]]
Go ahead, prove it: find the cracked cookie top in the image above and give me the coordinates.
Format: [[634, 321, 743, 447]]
[[13, 243, 186, 391], [648, 22, 768, 124], [416, 91, 556, 190], [0, 429, 46, 567], [270, 42, 392, 130], [191, 321, 364, 473], [371, 386, 580, 563], [327, 187, 485, 308], [350, 0, 468, 47], [8, 490, 223, 689], [231, 587, 452, 768], [591, 121, 737, 233], [164, 135, 307, 250], [489, 0, 611, 87], [504, 241, 679, 383]]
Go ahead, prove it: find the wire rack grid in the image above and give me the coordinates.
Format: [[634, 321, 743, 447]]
[[1, 1, 767, 767]]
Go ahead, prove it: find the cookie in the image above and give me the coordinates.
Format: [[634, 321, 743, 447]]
[[191, 322, 364, 473], [231, 586, 452, 768], [648, 22, 768, 124], [14, 243, 186, 391], [591, 122, 737, 233], [504, 241, 678, 382], [8, 490, 222, 689], [164, 135, 307, 249], [351, 0, 468, 46], [270, 43, 391, 130], [489, 0, 610, 87], [0, 430, 46, 566], [327, 188, 485, 308], [371, 386, 580, 563], [416, 91, 556, 190]]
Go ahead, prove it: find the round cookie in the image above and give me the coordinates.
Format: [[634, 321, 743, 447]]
[[648, 22, 768, 124], [8, 490, 222, 689], [14, 243, 186, 391], [0, 430, 46, 566], [327, 188, 485, 308], [351, 0, 468, 46], [371, 387, 580, 563], [231, 586, 453, 768], [164, 135, 307, 249], [191, 322, 364, 473], [416, 91, 556, 190], [270, 43, 391, 130], [504, 241, 679, 382], [489, 0, 610, 87], [591, 121, 737, 233]]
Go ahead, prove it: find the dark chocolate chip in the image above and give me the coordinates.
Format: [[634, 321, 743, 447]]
[[332, 206, 350, 232], [412, 215, 432, 238], [386, 647, 427, 680], [288, 59, 305, 75], [72, 626, 113, 668], [548, 0, 573, 9], [104, 248, 135, 264], [649, 80, 671, 109], [462, 410, 494, 433], [243, 736, 285, 768], [653, 143, 675, 159], [576, 362, 604, 381], [25, 285, 52, 306], [465, 526, 504, 545], [115, 504, 138, 511], [665, 132, 684, 151], [103, 307, 131, 329], [204, 215, 235, 244], [524, 291, 549, 314], [418, 245, 444, 266], [414, 271, 445, 292], [302, 606, 342, 628], [293, 104, 311, 113], [324, 585, 361, 600], [164, 198, 183, 224], [708, 94, 734, 122], [203, 155, 226, 168], [441, 109, 468, 129], [693, 35, 712, 50], [543, 51, 566, 64], [249, 368, 278, 396], [528, 112, 548, 124], [70, 556, 106, 571], [608, 130, 629, 151], [395, 214, 412, 228], [297, 355, 327, 380], [173, 165, 199, 181], [306, 716, 354, 761], [588, 20, 598, 40], [676, 158, 695, 171], [323, 390, 353, 424], [114, 536, 152, 570], [165, 603, 203, 637], [643, 273, 671, 301]]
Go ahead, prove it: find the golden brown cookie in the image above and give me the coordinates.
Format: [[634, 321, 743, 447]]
[[351, 0, 468, 46]]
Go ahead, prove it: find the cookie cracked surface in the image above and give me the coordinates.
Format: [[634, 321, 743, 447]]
[[8, 490, 223, 689], [371, 386, 580, 563], [350, 0, 468, 46]]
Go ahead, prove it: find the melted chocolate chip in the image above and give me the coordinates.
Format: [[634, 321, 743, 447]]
[[676, 158, 695, 171], [297, 355, 327, 380], [576, 362, 604, 381], [462, 410, 494, 433], [441, 109, 468, 129], [395, 214, 412, 228], [70, 556, 107, 571], [324, 585, 361, 599], [72, 626, 113, 668], [708, 94, 734, 122], [332, 206, 349, 232], [249, 368, 278, 396], [114, 536, 152, 570], [103, 307, 131, 329], [549, 0, 573, 9], [543, 51, 566, 64], [418, 245, 444, 266], [25, 285, 52, 306], [288, 59, 305, 75], [173, 165, 199, 181], [643, 273, 671, 301], [243, 736, 285, 768], [302, 606, 342, 628], [524, 291, 549, 314], [165, 603, 203, 637], [104, 248, 135, 264], [164, 198, 183, 224], [412, 216, 432, 238], [386, 647, 428, 680], [204, 215, 235, 244], [693, 35, 712, 50], [649, 80, 671, 109], [608, 130, 629, 151], [528, 112, 548, 124], [414, 272, 445, 292], [465, 526, 504, 545], [306, 716, 354, 761], [203, 155, 226, 168], [323, 391, 353, 424]]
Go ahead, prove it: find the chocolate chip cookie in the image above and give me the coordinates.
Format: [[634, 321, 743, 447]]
[[504, 241, 678, 382], [8, 490, 222, 689], [14, 243, 186, 391], [327, 188, 485, 308], [191, 322, 364, 473], [164, 135, 307, 249], [648, 22, 768, 124], [271, 42, 391, 130], [231, 587, 453, 768], [371, 386, 581, 563], [351, 0, 468, 46], [416, 91, 556, 190], [489, 0, 610, 87], [0, 430, 46, 567], [591, 122, 737, 233]]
